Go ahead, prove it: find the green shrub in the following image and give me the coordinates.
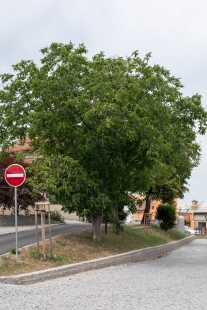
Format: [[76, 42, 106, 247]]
[[10, 248, 19, 255], [50, 210, 65, 223], [156, 204, 176, 231], [37, 210, 64, 223], [53, 254, 63, 262]]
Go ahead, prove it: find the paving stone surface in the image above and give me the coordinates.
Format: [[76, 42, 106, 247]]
[[0, 238, 206, 309]]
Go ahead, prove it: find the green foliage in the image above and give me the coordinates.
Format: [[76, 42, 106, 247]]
[[53, 254, 63, 262], [0, 41, 207, 240], [14, 151, 25, 163], [50, 210, 65, 223], [156, 204, 177, 231], [44, 209, 65, 223], [107, 207, 128, 223], [52, 254, 72, 265], [10, 248, 19, 255], [29, 248, 39, 259], [107, 206, 128, 234], [111, 221, 125, 235]]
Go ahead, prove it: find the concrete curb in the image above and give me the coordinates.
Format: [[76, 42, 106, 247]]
[[0, 235, 194, 285]]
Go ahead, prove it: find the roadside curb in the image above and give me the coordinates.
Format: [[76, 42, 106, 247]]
[[0, 235, 194, 285]]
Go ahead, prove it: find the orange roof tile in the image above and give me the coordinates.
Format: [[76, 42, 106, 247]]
[[6, 136, 31, 153]]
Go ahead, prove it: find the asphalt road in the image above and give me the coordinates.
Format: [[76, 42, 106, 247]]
[[0, 223, 91, 255]]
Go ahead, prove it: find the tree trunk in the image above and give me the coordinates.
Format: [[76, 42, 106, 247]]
[[113, 206, 119, 223], [145, 197, 151, 214], [113, 206, 124, 235], [142, 188, 152, 224], [104, 210, 108, 234], [91, 211, 103, 241]]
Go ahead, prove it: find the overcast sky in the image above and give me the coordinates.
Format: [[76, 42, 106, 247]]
[[1, 0, 207, 203]]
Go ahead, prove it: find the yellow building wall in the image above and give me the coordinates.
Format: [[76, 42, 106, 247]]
[[0, 204, 79, 220], [178, 213, 194, 229], [133, 198, 178, 221]]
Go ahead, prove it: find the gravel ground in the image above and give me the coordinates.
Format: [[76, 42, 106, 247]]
[[0, 238, 206, 310]]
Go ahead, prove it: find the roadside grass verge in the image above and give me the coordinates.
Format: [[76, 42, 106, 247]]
[[0, 225, 187, 277]]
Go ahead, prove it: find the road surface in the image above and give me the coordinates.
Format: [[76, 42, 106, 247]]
[[0, 222, 91, 255]]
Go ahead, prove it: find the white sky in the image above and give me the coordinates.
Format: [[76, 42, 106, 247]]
[[1, 0, 207, 202]]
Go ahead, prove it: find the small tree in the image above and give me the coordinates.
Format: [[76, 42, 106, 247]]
[[156, 204, 176, 231]]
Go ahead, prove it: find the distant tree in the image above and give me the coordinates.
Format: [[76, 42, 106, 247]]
[[156, 204, 176, 231]]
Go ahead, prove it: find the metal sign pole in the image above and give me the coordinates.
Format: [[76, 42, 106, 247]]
[[15, 186, 18, 260], [5, 164, 26, 261]]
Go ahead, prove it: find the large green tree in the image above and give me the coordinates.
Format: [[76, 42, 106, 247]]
[[0, 42, 206, 240], [130, 87, 206, 216]]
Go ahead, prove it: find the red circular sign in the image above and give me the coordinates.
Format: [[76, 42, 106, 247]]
[[4, 164, 26, 187]]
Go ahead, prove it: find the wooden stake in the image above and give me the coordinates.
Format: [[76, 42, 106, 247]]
[[35, 207, 39, 257], [35, 202, 52, 258], [48, 204, 52, 258], [41, 205, 46, 257]]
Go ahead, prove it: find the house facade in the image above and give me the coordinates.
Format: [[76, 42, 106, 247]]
[[178, 200, 207, 232], [132, 194, 178, 223], [132, 194, 164, 222]]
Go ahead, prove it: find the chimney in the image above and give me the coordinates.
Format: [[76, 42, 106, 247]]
[[192, 200, 198, 211]]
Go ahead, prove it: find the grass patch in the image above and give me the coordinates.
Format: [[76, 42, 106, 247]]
[[52, 254, 72, 265], [56, 239, 66, 246], [29, 248, 39, 260], [0, 225, 188, 277], [10, 248, 20, 255]]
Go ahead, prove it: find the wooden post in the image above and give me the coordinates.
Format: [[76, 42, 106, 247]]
[[35, 201, 52, 258], [48, 204, 52, 258], [34, 205, 39, 257], [41, 204, 46, 257]]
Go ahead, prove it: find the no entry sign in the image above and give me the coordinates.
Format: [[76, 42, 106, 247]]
[[4, 163, 26, 260], [5, 164, 26, 187]]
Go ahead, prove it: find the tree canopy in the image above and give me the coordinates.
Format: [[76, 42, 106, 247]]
[[0, 42, 206, 240]]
